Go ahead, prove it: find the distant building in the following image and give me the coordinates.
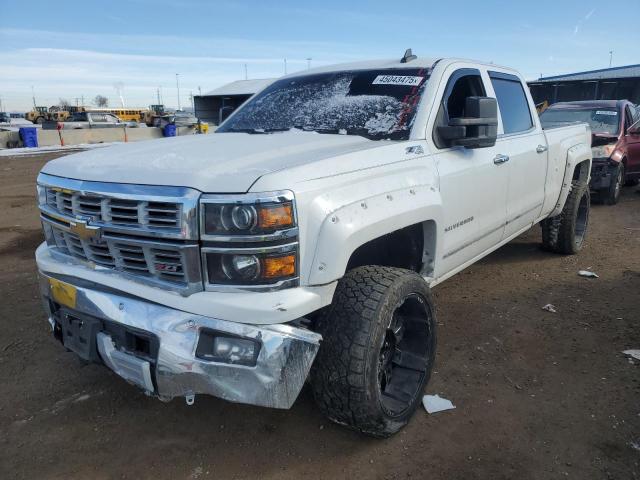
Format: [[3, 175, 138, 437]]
[[194, 78, 275, 126], [528, 64, 640, 106]]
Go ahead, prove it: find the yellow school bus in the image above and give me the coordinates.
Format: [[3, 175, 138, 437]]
[[102, 108, 148, 122], [77, 107, 148, 122]]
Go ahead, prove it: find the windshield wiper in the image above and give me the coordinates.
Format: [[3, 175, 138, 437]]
[[225, 127, 270, 134], [226, 125, 395, 140], [307, 127, 395, 141], [226, 127, 298, 134]]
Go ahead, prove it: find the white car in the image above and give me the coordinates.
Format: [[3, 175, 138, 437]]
[[34, 51, 591, 437]]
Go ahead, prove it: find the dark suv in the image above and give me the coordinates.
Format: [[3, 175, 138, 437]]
[[540, 100, 640, 204]]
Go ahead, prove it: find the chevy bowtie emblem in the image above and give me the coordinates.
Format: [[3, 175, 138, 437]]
[[69, 218, 102, 240]]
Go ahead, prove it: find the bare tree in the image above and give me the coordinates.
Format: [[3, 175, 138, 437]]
[[94, 95, 109, 107], [58, 98, 71, 108]]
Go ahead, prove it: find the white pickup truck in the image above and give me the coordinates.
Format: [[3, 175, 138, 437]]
[[47, 111, 141, 129], [35, 52, 592, 437]]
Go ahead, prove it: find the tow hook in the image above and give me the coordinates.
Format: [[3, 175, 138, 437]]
[[185, 393, 195, 406]]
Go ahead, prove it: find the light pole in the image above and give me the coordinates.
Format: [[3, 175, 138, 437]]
[[306, 57, 312, 70], [176, 73, 181, 110], [284, 58, 287, 75], [609, 51, 613, 68]]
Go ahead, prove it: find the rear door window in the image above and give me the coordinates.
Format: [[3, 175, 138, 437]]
[[489, 72, 533, 134]]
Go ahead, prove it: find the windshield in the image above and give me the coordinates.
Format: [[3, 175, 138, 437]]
[[217, 68, 430, 140], [540, 107, 620, 135]]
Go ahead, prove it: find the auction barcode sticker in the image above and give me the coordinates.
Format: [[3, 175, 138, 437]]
[[595, 110, 617, 116], [373, 75, 424, 86]]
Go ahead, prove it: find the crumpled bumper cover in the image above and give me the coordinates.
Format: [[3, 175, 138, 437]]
[[38, 271, 321, 409], [589, 160, 614, 190]]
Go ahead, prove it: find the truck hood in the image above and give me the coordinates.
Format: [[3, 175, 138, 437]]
[[41, 132, 376, 192]]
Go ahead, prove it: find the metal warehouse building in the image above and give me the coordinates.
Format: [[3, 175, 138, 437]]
[[193, 78, 275, 127], [528, 64, 640, 106]]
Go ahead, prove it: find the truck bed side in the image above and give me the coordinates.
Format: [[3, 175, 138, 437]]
[[540, 123, 592, 218]]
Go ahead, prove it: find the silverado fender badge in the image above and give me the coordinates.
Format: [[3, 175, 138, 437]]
[[444, 216, 474, 232], [69, 218, 102, 241]]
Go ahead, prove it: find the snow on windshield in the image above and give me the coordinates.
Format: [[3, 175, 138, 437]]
[[218, 69, 429, 140]]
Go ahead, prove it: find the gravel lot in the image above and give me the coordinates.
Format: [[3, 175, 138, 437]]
[[1, 152, 638, 480]]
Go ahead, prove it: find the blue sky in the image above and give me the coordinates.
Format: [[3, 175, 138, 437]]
[[1, 0, 638, 111]]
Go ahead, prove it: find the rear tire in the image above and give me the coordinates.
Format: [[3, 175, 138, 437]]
[[541, 184, 590, 254], [311, 266, 436, 438]]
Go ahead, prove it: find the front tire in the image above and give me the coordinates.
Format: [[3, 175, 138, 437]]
[[600, 162, 624, 205], [541, 183, 590, 254], [311, 266, 436, 438]]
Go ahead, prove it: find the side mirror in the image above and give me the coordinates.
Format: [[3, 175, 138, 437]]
[[628, 121, 640, 135], [438, 97, 498, 148]]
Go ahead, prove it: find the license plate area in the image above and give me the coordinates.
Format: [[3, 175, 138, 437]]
[[53, 307, 160, 366], [58, 310, 103, 361]]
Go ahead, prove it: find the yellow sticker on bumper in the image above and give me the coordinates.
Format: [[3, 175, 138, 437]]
[[49, 277, 77, 309]]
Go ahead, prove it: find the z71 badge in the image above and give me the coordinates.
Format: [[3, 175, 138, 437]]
[[155, 263, 180, 273]]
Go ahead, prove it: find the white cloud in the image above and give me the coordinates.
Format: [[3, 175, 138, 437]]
[[573, 7, 596, 36], [0, 28, 379, 110]]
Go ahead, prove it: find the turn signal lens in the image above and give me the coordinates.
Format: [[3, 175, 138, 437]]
[[262, 254, 296, 279], [258, 203, 294, 229]]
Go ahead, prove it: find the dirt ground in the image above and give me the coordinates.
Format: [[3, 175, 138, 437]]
[[0, 151, 638, 480]]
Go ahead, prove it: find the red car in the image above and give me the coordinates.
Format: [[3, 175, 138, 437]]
[[540, 100, 640, 204]]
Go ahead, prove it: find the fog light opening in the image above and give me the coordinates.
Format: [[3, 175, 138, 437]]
[[196, 330, 261, 367]]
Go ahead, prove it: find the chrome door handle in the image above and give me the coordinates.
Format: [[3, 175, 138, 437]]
[[536, 144, 548, 153], [493, 154, 509, 165]]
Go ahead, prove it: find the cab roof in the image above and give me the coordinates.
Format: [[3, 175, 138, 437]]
[[285, 56, 518, 79]]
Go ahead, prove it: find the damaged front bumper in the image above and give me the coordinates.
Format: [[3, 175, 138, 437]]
[[38, 270, 321, 409], [589, 159, 615, 190]]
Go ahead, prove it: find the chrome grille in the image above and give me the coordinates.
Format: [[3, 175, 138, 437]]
[[147, 202, 181, 227], [45, 188, 182, 229], [38, 173, 202, 295], [47, 223, 198, 288]]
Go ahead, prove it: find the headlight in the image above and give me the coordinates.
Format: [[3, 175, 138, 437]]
[[200, 191, 299, 290], [591, 144, 616, 159], [201, 191, 295, 237]]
